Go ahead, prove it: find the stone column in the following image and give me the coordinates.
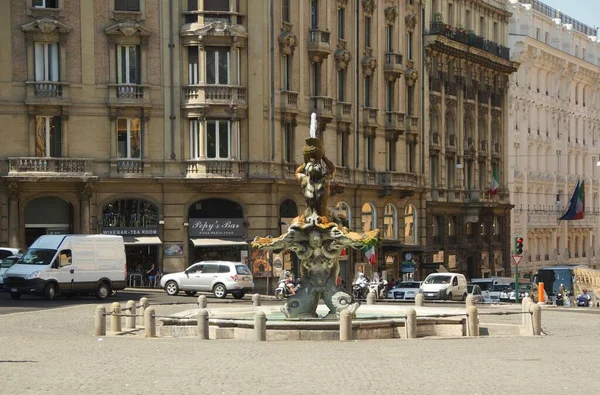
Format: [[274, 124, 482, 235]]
[[79, 184, 92, 235], [8, 183, 19, 249]]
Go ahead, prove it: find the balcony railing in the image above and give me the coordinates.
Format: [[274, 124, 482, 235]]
[[116, 84, 145, 99], [116, 160, 144, 174], [493, 142, 501, 154], [445, 82, 458, 96], [31, 81, 64, 97], [183, 85, 247, 105], [464, 86, 476, 100], [182, 10, 244, 26], [447, 134, 457, 147], [280, 90, 299, 113], [312, 96, 334, 118], [430, 132, 440, 146], [8, 157, 92, 175], [307, 29, 331, 62], [429, 22, 511, 60], [185, 159, 248, 178], [384, 52, 403, 80], [336, 102, 353, 120], [430, 77, 442, 92]]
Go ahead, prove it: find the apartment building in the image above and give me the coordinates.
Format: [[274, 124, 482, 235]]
[[0, 0, 423, 285], [422, 0, 518, 279], [507, 0, 600, 277]]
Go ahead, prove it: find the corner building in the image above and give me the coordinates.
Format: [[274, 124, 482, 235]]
[[0, 0, 424, 288], [422, 0, 518, 279]]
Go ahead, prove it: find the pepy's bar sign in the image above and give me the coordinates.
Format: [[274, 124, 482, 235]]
[[189, 218, 244, 237]]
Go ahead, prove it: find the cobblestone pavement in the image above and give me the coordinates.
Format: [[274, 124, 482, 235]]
[[1, 303, 599, 395]]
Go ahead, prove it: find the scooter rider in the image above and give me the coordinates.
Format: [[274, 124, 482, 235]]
[[285, 271, 296, 296]]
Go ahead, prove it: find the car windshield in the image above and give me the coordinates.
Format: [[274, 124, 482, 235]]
[[236, 265, 251, 275], [467, 285, 474, 293], [397, 282, 420, 288], [490, 284, 509, 291], [424, 275, 452, 284], [474, 281, 493, 291], [17, 249, 56, 265]]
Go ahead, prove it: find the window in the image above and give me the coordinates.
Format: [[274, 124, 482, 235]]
[[385, 25, 393, 52], [480, 16, 485, 37], [478, 161, 486, 190], [465, 9, 471, 30], [283, 121, 294, 162], [408, 142, 415, 172], [448, 3, 454, 26], [407, 32, 413, 60], [536, 28, 540, 41], [206, 120, 230, 159], [364, 76, 372, 107], [206, 47, 230, 85], [117, 118, 141, 159], [218, 265, 231, 273], [430, 155, 438, 188], [386, 81, 394, 112], [187, 264, 205, 274], [544, 31, 549, 44], [35, 116, 61, 158], [387, 140, 396, 171], [364, 17, 372, 47], [117, 45, 140, 84], [114, 0, 140, 11], [446, 157, 455, 188], [33, 0, 58, 8], [466, 160, 473, 190], [384, 204, 397, 239], [190, 119, 201, 159], [493, 22, 498, 42], [366, 135, 374, 170], [202, 264, 218, 274], [282, 0, 290, 23], [338, 7, 345, 40], [339, 131, 348, 167], [58, 250, 72, 267], [188, 46, 199, 84], [204, 0, 230, 23], [282, 54, 291, 91], [582, 48, 586, 60], [407, 86, 414, 115], [311, 63, 320, 96], [34, 42, 59, 82], [337, 69, 345, 101], [310, 0, 319, 30]]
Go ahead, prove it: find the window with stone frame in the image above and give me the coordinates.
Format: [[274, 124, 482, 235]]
[[205, 47, 230, 85], [34, 42, 60, 82], [384, 204, 398, 239], [430, 155, 439, 188], [33, 0, 58, 8], [35, 116, 62, 158], [366, 134, 374, 170], [386, 81, 394, 112], [338, 130, 349, 167], [478, 160, 486, 190], [337, 6, 345, 40], [117, 118, 141, 159], [282, 54, 292, 91], [364, 16, 372, 48], [188, 46, 199, 85], [117, 45, 141, 84], [282, 0, 290, 23], [283, 121, 295, 163], [337, 68, 346, 102], [446, 156, 455, 188], [115, 0, 140, 11], [385, 25, 393, 52], [364, 75, 372, 107], [204, 0, 231, 23], [387, 139, 396, 171], [190, 119, 201, 159], [206, 119, 231, 159]]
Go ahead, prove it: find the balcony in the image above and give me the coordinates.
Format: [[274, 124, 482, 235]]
[[25, 81, 70, 106], [335, 166, 351, 183], [108, 84, 150, 107], [447, 134, 457, 151], [378, 171, 419, 189], [479, 140, 488, 153], [280, 90, 299, 114], [428, 22, 511, 61], [478, 90, 489, 105], [492, 142, 501, 158], [429, 77, 442, 92], [430, 132, 441, 150], [185, 160, 248, 179], [311, 96, 334, 122], [362, 107, 378, 127], [336, 102, 353, 122], [464, 86, 476, 101], [7, 157, 93, 179], [383, 52, 403, 80], [406, 116, 419, 134], [182, 85, 247, 108], [307, 29, 331, 63], [112, 160, 146, 175], [385, 111, 405, 135], [445, 82, 458, 97]]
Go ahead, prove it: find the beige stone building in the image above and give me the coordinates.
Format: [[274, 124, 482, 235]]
[[0, 0, 424, 289]]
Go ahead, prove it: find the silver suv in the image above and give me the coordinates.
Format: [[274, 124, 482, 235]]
[[160, 261, 254, 299]]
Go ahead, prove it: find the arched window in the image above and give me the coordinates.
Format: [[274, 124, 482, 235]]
[[464, 116, 474, 142], [446, 112, 455, 145], [361, 203, 376, 232], [404, 204, 417, 244], [102, 199, 158, 229], [383, 204, 398, 239], [334, 201, 351, 228], [479, 117, 487, 143], [279, 199, 298, 234]]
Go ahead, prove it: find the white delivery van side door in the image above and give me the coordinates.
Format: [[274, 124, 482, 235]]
[[53, 248, 74, 293]]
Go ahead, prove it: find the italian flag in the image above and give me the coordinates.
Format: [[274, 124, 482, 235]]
[[489, 165, 499, 195], [363, 245, 376, 265]]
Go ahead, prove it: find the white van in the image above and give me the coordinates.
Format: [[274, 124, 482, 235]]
[[420, 273, 468, 301], [3, 235, 126, 300]]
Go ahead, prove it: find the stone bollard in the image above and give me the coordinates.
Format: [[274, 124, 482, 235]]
[[467, 305, 479, 337], [465, 295, 475, 308], [521, 296, 533, 326], [339, 310, 352, 341], [366, 292, 376, 305], [110, 302, 122, 332], [125, 300, 136, 330], [144, 307, 156, 338], [252, 294, 262, 307], [592, 292, 598, 308], [197, 295, 207, 309], [254, 311, 267, 341], [530, 303, 542, 336], [139, 297, 149, 327], [198, 308, 209, 340], [95, 305, 106, 336], [405, 308, 417, 339], [415, 294, 424, 307]]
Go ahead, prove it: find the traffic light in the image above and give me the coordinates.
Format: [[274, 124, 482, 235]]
[[514, 235, 524, 255]]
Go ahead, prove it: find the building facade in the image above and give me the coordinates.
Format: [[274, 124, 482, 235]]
[[0, 0, 424, 288], [422, 0, 518, 280], [507, 0, 600, 277]]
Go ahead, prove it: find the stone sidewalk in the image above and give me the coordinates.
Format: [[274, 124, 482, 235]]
[[1, 302, 599, 394]]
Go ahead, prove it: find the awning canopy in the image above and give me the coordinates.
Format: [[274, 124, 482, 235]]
[[190, 238, 248, 247], [123, 236, 162, 245]]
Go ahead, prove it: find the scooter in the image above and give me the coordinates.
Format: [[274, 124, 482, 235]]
[[353, 275, 370, 300], [577, 294, 591, 307], [555, 292, 564, 306]]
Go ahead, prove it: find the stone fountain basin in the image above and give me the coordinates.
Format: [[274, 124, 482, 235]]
[[159, 304, 470, 340]]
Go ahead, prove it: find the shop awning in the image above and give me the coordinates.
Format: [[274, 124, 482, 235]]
[[123, 236, 163, 245], [190, 238, 248, 247]]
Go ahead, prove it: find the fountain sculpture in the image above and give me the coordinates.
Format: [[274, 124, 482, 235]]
[[252, 113, 382, 318]]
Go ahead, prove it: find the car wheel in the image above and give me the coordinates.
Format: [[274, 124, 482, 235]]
[[44, 283, 56, 301], [213, 283, 227, 299], [95, 283, 110, 300], [184, 291, 197, 296], [275, 289, 284, 300], [165, 281, 179, 296], [447, 292, 453, 301], [232, 292, 245, 300], [10, 292, 21, 300]]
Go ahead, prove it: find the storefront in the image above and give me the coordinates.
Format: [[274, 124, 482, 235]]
[[188, 198, 247, 264], [101, 198, 161, 273], [25, 196, 74, 246]]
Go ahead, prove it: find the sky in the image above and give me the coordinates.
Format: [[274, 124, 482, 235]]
[[538, 0, 600, 33]]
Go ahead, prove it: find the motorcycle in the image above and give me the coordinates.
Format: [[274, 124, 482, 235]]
[[368, 279, 388, 299], [275, 272, 297, 300], [555, 292, 564, 306], [352, 272, 370, 300], [577, 294, 591, 307]]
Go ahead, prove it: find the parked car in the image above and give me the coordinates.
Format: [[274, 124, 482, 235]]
[[0, 248, 22, 260], [499, 283, 538, 303], [467, 284, 484, 304], [387, 281, 422, 300], [0, 255, 21, 290], [420, 273, 468, 301], [486, 284, 512, 303], [160, 261, 254, 299]]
